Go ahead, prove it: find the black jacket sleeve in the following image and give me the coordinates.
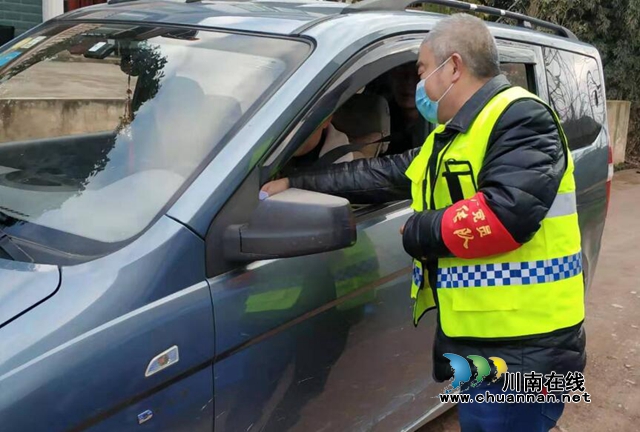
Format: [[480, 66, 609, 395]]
[[480, 98, 566, 243], [402, 98, 567, 260], [288, 148, 418, 204]]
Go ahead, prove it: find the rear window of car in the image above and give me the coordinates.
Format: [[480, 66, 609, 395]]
[[542, 48, 605, 150], [0, 23, 309, 260]]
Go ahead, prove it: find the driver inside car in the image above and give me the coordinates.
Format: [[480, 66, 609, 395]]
[[281, 115, 359, 177], [281, 93, 391, 178]]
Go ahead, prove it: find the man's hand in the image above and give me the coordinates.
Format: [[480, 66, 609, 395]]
[[260, 178, 290, 200], [402, 210, 452, 261], [399, 223, 405, 235]]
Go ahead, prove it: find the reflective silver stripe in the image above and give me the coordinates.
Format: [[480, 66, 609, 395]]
[[546, 192, 577, 218]]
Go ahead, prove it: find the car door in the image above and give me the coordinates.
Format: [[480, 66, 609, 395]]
[[206, 35, 449, 432], [498, 40, 609, 290], [538, 45, 609, 291]]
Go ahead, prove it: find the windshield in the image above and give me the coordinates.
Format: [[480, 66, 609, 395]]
[[0, 23, 309, 261]]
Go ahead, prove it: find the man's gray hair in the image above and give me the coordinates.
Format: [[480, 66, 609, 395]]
[[423, 13, 501, 79]]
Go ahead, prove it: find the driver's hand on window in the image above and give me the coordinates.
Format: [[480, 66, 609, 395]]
[[260, 178, 290, 200]]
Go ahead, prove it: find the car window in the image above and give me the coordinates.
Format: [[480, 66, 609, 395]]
[[500, 62, 534, 91], [276, 60, 422, 178], [0, 23, 309, 259], [542, 48, 605, 150], [273, 61, 425, 218]]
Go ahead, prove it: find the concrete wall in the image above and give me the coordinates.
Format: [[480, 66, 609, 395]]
[[607, 100, 632, 164], [43, 0, 64, 21], [0, 0, 43, 36], [0, 99, 125, 142]]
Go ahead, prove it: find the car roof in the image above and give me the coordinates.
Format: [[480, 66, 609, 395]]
[[58, 0, 598, 56], [61, 0, 348, 35]]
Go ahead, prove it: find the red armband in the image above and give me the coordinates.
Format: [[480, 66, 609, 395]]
[[441, 193, 520, 259]]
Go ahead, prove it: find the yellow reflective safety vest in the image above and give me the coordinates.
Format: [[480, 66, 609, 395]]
[[405, 86, 585, 339]]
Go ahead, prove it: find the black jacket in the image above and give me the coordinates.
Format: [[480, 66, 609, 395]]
[[288, 75, 586, 382]]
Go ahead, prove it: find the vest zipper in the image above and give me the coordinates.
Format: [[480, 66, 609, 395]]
[[420, 133, 457, 318]]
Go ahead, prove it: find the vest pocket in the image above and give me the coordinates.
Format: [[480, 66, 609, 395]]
[[447, 287, 520, 312], [442, 159, 477, 203]]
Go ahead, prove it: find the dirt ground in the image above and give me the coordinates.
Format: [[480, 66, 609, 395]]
[[421, 170, 640, 432]]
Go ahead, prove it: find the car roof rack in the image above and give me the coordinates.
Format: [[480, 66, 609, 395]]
[[342, 0, 578, 40], [107, 0, 202, 4]]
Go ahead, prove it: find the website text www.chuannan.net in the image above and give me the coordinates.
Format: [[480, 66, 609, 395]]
[[439, 392, 592, 404]]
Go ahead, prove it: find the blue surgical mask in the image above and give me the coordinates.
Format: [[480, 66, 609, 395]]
[[415, 56, 454, 124]]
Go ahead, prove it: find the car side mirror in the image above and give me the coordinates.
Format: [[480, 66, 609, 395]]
[[224, 188, 356, 263]]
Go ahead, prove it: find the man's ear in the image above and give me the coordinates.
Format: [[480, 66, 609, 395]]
[[450, 53, 464, 83]]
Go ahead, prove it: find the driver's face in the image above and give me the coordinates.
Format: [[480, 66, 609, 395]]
[[390, 63, 419, 110]]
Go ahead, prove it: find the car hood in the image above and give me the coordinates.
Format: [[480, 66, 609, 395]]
[[0, 259, 60, 328]]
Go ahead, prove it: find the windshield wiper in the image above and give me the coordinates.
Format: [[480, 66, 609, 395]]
[[0, 211, 33, 262], [0, 228, 33, 262]]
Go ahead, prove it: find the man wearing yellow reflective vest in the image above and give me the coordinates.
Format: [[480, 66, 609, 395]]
[[262, 13, 585, 431]]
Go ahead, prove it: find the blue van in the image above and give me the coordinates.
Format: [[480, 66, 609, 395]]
[[0, 1, 611, 431]]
